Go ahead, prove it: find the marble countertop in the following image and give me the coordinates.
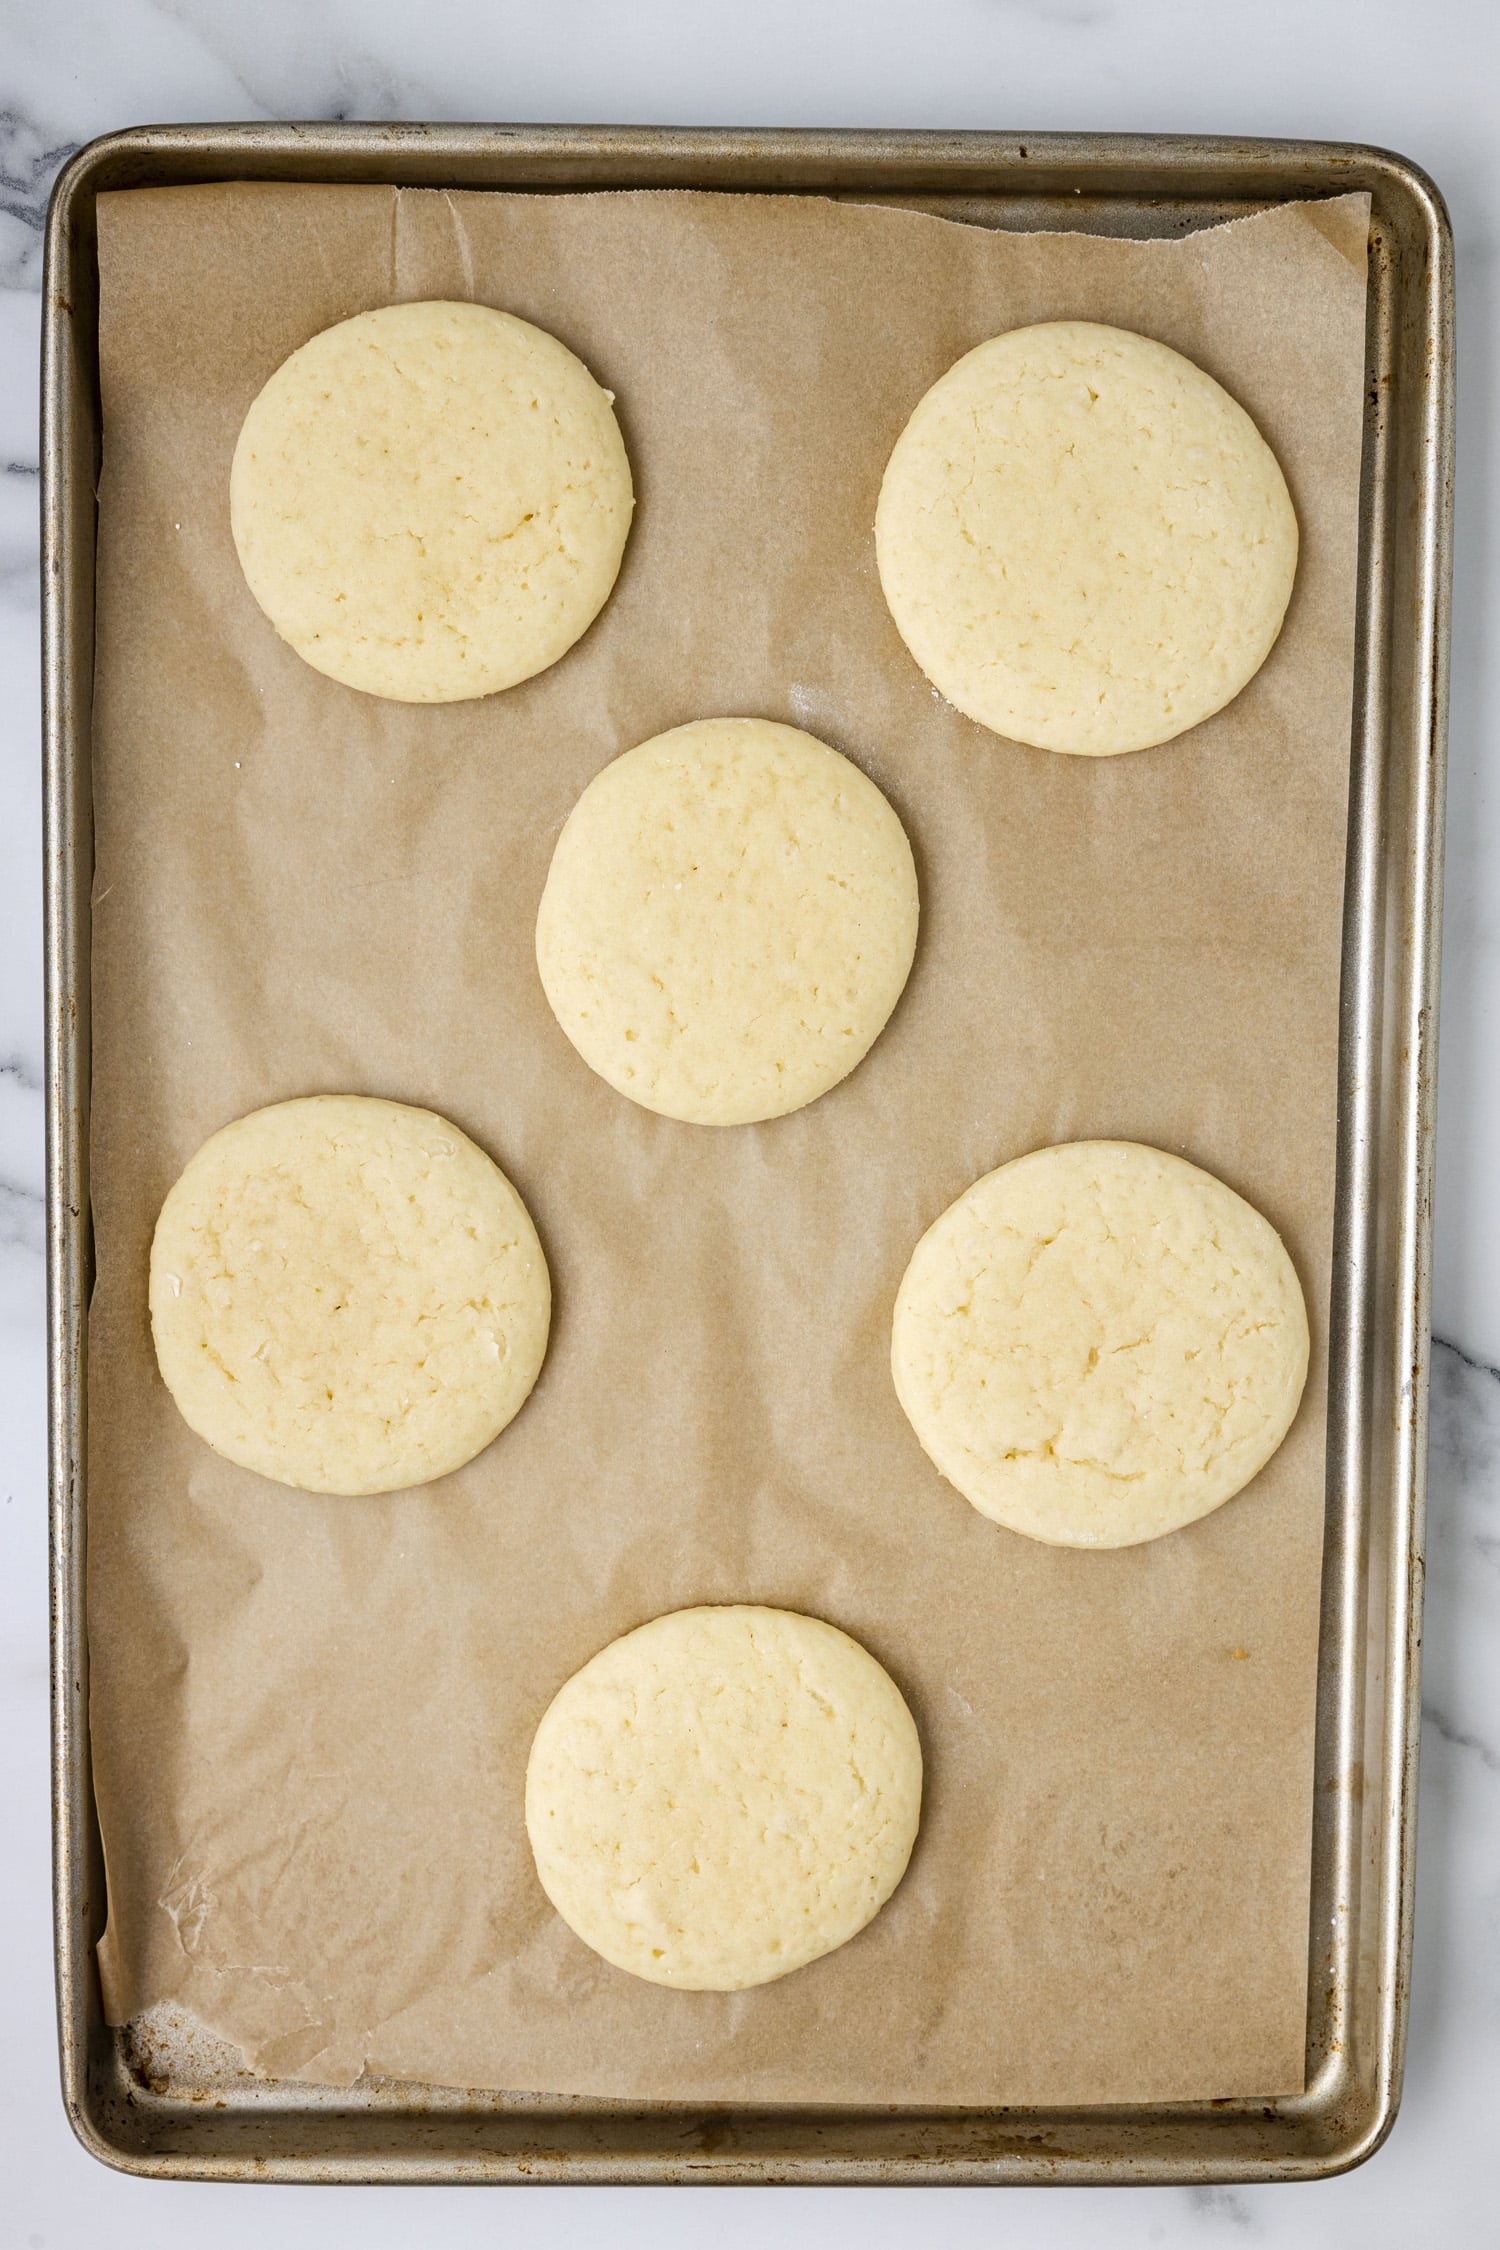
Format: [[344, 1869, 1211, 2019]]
[[2, 2, 1495, 2243]]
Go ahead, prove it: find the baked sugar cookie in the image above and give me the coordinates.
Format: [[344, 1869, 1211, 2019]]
[[230, 301, 633, 701], [525, 1606, 922, 1990], [875, 321, 1298, 755], [150, 1096, 550, 1494], [535, 718, 919, 1126], [891, 1141, 1309, 1547]]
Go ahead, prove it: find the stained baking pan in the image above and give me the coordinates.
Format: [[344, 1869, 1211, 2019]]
[[42, 125, 1452, 2184]]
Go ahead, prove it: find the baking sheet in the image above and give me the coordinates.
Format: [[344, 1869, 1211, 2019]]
[[85, 181, 1369, 2107]]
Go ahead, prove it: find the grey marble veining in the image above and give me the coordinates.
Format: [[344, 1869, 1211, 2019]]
[[0, 3, 1496, 2241]]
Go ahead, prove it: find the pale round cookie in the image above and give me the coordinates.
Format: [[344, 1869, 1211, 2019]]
[[230, 300, 633, 702], [525, 1606, 922, 1990], [891, 1141, 1309, 1548], [875, 321, 1298, 756], [149, 1096, 550, 1495], [535, 718, 919, 1126]]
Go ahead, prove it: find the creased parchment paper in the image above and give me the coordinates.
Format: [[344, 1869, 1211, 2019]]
[[87, 182, 1370, 2106]]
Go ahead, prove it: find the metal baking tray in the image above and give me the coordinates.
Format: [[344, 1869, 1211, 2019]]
[[42, 125, 1453, 2184]]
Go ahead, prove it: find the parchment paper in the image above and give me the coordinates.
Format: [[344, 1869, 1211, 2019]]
[[87, 182, 1370, 2106]]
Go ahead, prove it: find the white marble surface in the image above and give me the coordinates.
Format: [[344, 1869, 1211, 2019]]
[[1, 1, 1497, 2241]]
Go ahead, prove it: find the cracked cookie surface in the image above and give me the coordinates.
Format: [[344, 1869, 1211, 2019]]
[[230, 299, 633, 701], [535, 717, 919, 1126], [525, 1605, 922, 1990], [875, 320, 1297, 756], [149, 1094, 550, 1494], [891, 1139, 1309, 1547]]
